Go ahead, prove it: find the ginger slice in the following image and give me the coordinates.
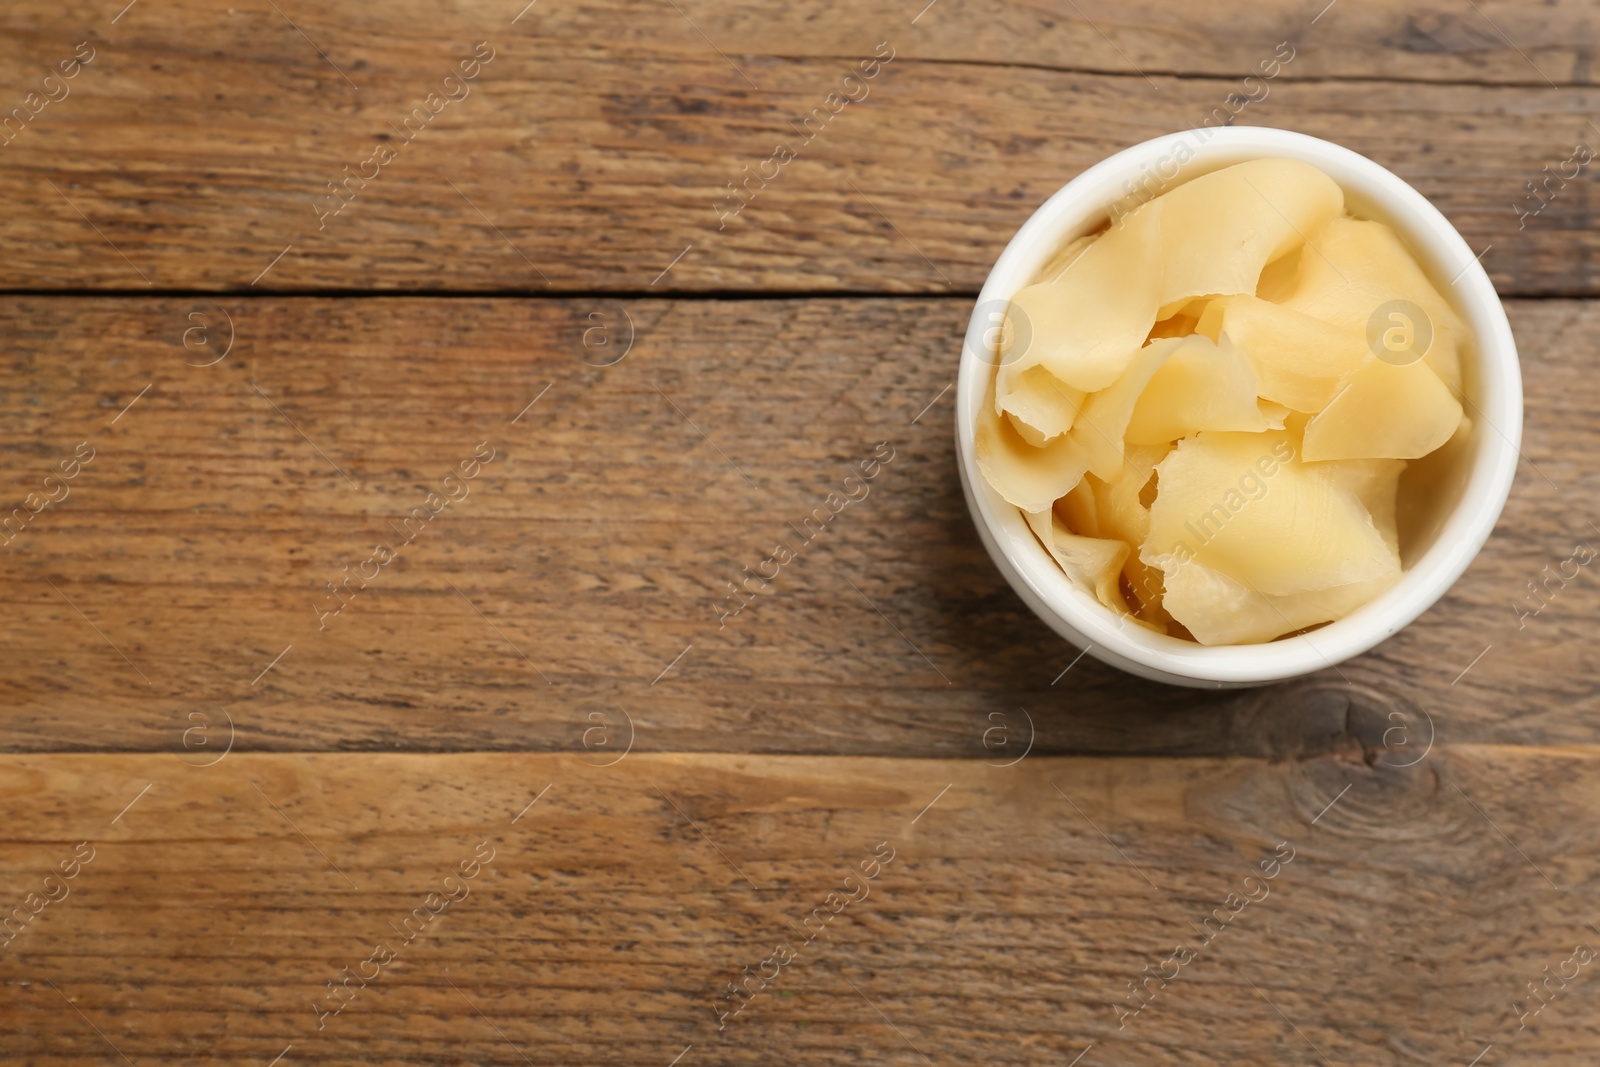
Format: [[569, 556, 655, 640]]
[[1038, 232, 1097, 283], [1089, 443, 1170, 549], [1123, 564, 1176, 633], [1328, 458, 1406, 555], [1055, 476, 1101, 539], [1072, 337, 1186, 482], [1259, 401, 1292, 429], [1301, 357, 1463, 461], [1153, 158, 1344, 312], [1149, 297, 1210, 340], [1161, 559, 1400, 646], [1024, 508, 1130, 615], [1197, 295, 1368, 413], [1255, 247, 1301, 303], [1006, 412, 1050, 448], [1091, 444, 1172, 626], [1142, 430, 1398, 598], [1276, 216, 1467, 395], [976, 386, 1091, 514], [997, 364, 1085, 444], [996, 200, 1165, 396], [1124, 333, 1273, 445]]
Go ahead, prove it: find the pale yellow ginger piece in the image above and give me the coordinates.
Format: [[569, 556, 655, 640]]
[[996, 201, 1164, 397], [1149, 298, 1210, 340], [1023, 508, 1129, 615], [1327, 458, 1406, 555], [1153, 158, 1344, 313], [1143, 431, 1398, 598], [1039, 232, 1097, 284], [1161, 558, 1400, 645], [1006, 412, 1049, 448], [1276, 216, 1467, 395], [1124, 333, 1273, 445], [1124, 563, 1176, 633], [1197, 295, 1368, 413], [1148, 314, 1201, 341], [976, 389, 1091, 513], [1089, 444, 1173, 628], [1090, 443, 1170, 549], [1280, 409, 1312, 441], [1055, 477, 1101, 539], [997, 364, 1085, 444], [1301, 357, 1463, 461], [1255, 248, 1300, 303], [1395, 414, 1473, 562], [1073, 337, 1186, 482]]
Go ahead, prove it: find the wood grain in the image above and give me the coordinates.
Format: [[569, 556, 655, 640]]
[[544, 0, 1600, 84], [1, 749, 1598, 1066], [0, 1, 1598, 293], [0, 295, 1592, 759]]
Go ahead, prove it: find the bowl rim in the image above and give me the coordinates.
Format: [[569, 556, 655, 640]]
[[954, 126, 1524, 687]]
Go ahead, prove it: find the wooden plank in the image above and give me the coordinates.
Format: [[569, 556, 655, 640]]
[[0, 295, 1592, 758], [0, 1, 1597, 293], [0, 748, 1596, 1065], [551, 0, 1600, 85], [9, 0, 1593, 88]]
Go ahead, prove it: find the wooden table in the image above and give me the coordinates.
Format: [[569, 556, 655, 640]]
[[2, 2, 1597, 1063]]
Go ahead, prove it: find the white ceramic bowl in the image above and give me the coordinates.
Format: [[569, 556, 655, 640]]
[[955, 126, 1522, 688]]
